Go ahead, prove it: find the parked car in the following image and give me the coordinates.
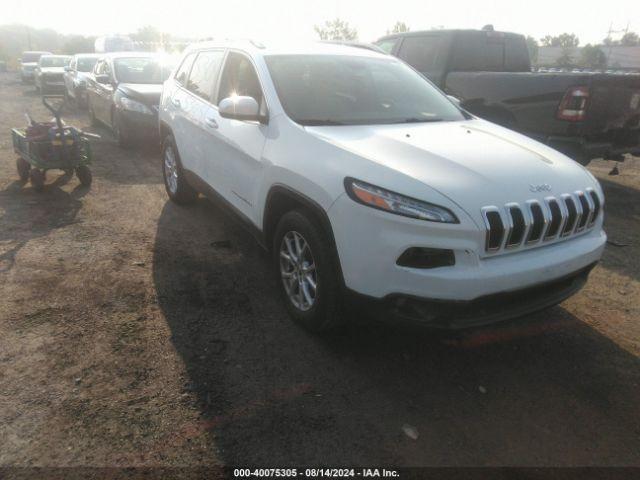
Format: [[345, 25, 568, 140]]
[[375, 29, 640, 165], [94, 35, 134, 53], [159, 41, 606, 332], [34, 55, 72, 94], [86, 52, 173, 147], [19, 51, 51, 83], [64, 53, 101, 107]]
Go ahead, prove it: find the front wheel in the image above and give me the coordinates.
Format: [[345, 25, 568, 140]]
[[112, 110, 131, 148], [162, 135, 197, 204], [30, 168, 45, 191], [16, 157, 31, 182], [274, 210, 343, 332]]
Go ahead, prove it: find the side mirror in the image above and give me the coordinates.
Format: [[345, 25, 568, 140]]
[[95, 74, 110, 84], [219, 96, 266, 123], [447, 95, 461, 106]]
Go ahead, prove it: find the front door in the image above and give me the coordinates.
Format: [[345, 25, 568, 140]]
[[212, 51, 269, 224]]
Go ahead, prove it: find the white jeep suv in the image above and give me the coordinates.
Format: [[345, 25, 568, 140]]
[[159, 41, 606, 331]]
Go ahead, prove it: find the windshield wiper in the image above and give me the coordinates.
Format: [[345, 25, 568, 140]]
[[298, 119, 347, 126], [397, 117, 444, 124]]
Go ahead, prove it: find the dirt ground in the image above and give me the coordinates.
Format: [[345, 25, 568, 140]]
[[1, 72, 639, 473]]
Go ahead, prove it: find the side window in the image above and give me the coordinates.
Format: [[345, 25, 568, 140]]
[[175, 53, 196, 86], [217, 52, 264, 108], [376, 39, 398, 54], [397, 35, 443, 73], [186, 50, 225, 102]]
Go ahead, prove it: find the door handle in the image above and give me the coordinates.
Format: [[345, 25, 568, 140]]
[[171, 98, 181, 108], [205, 116, 218, 129]]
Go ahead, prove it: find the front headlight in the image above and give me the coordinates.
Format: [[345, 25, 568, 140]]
[[344, 177, 458, 223], [120, 97, 154, 115]]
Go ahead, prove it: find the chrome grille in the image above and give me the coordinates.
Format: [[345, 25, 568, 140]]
[[483, 189, 602, 253]]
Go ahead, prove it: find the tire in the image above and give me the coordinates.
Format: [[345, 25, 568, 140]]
[[162, 134, 197, 204], [112, 110, 131, 148], [76, 165, 92, 186], [88, 99, 98, 127], [273, 210, 343, 332], [30, 168, 45, 192], [16, 157, 31, 182]]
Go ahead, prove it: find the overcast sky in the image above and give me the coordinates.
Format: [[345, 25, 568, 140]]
[[4, 0, 636, 45]]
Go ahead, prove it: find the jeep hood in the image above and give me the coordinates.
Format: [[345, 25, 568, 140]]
[[117, 83, 162, 107], [306, 119, 598, 211]]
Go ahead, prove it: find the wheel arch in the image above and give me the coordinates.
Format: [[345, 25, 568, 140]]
[[263, 184, 346, 288], [159, 119, 173, 142]]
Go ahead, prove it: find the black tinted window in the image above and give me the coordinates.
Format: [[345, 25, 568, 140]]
[[449, 32, 530, 72], [186, 51, 225, 101], [397, 35, 444, 73], [175, 53, 196, 86], [504, 36, 531, 71], [217, 52, 263, 107]]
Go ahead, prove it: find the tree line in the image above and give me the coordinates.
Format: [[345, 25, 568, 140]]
[[2, 20, 637, 71]]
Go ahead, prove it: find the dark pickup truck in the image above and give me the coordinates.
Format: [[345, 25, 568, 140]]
[[375, 29, 640, 165]]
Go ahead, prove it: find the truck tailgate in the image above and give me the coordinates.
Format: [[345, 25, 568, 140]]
[[586, 74, 640, 135]]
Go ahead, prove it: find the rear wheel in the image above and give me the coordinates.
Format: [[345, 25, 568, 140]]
[[30, 168, 45, 192], [274, 210, 343, 332], [16, 157, 31, 182], [76, 165, 92, 186], [88, 99, 98, 126], [162, 134, 197, 204]]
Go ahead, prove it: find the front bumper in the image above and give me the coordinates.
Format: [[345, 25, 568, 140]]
[[40, 80, 65, 92], [118, 109, 159, 139], [351, 263, 595, 329], [329, 193, 606, 327]]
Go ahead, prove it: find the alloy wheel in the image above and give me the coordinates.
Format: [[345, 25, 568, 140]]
[[164, 145, 179, 195], [279, 231, 317, 311]]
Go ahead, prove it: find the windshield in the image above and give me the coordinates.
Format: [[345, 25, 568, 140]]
[[77, 57, 98, 72], [114, 57, 173, 84], [265, 54, 465, 126], [22, 53, 46, 63], [40, 56, 71, 67]]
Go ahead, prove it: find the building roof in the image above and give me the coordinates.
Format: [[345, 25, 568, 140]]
[[538, 46, 640, 70]]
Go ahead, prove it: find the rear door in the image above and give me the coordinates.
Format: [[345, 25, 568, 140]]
[[165, 52, 197, 169], [180, 49, 226, 187]]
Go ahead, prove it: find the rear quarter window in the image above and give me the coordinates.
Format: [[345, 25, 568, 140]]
[[175, 53, 196, 86]]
